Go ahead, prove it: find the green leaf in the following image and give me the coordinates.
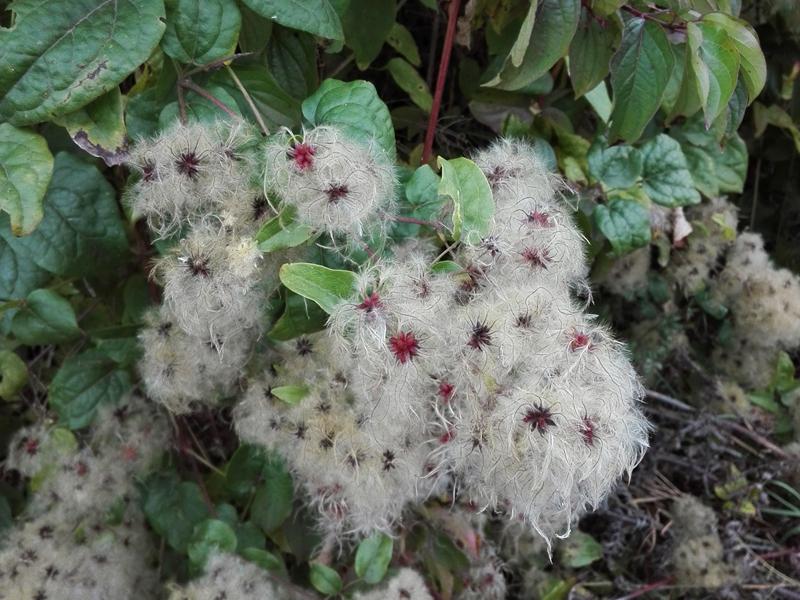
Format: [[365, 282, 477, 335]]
[[55, 88, 128, 166], [251, 457, 293, 533], [0, 124, 54, 236], [431, 260, 462, 274], [355, 532, 394, 584], [591, 0, 623, 16], [693, 21, 740, 125], [559, 531, 603, 567], [593, 198, 651, 255], [226, 444, 268, 499], [568, 8, 621, 98], [405, 165, 441, 208], [714, 133, 747, 193], [437, 157, 494, 245], [341, 0, 396, 69], [159, 84, 242, 127], [486, 0, 581, 91], [609, 19, 674, 143], [11, 289, 79, 345], [49, 349, 132, 429], [640, 134, 701, 207], [238, 2, 273, 54], [0, 0, 166, 125], [387, 58, 433, 113], [302, 79, 396, 160], [387, 22, 421, 66], [279, 263, 356, 314], [310, 563, 343, 595], [587, 138, 643, 189], [162, 0, 240, 66], [255, 206, 314, 252], [670, 25, 709, 121], [210, 64, 301, 131], [0, 350, 28, 400], [682, 143, 720, 197], [0, 218, 50, 300], [268, 292, 328, 341], [270, 385, 309, 405], [266, 27, 318, 101], [241, 547, 288, 577], [584, 82, 613, 123], [702, 12, 766, 103], [13, 153, 128, 278], [187, 519, 238, 569], [240, 0, 343, 41], [140, 472, 211, 552]]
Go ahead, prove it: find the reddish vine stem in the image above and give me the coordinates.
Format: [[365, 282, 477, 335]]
[[179, 79, 240, 120], [421, 0, 462, 165], [619, 577, 674, 599]]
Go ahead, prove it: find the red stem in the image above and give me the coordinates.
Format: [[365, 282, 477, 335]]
[[620, 577, 674, 599], [421, 0, 462, 165], [180, 79, 240, 120]]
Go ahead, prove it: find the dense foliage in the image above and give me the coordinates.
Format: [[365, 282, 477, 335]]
[[1, 0, 799, 598]]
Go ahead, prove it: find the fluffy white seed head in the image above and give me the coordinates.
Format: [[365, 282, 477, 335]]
[[264, 126, 396, 243]]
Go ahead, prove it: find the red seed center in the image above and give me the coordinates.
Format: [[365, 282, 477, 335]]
[[389, 330, 420, 363]]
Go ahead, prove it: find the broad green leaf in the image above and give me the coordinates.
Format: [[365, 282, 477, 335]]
[[162, 0, 241, 66], [310, 563, 343, 595], [240, 0, 343, 41], [255, 210, 314, 253], [251, 457, 293, 533], [279, 263, 356, 314], [302, 79, 396, 160], [569, 8, 621, 98], [694, 21, 740, 125], [0, 217, 50, 300], [355, 532, 394, 584], [140, 472, 211, 552], [241, 548, 288, 577], [405, 165, 441, 208], [387, 58, 433, 113], [210, 64, 301, 130], [126, 87, 164, 140], [387, 22, 421, 66], [13, 153, 128, 278], [267, 27, 318, 101], [341, 0, 397, 69], [11, 289, 79, 345], [486, 0, 581, 91], [714, 133, 747, 193], [187, 519, 238, 569], [723, 77, 748, 140], [511, 0, 538, 67], [49, 349, 132, 429], [0, 350, 28, 400], [609, 19, 674, 143], [270, 385, 309, 405], [593, 198, 651, 255], [0, 124, 53, 236], [702, 12, 766, 103], [682, 143, 720, 197], [238, 3, 273, 54], [55, 88, 127, 166], [437, 157, 494, 245], [226, 444, 268, 499], [670, 24, 710, 120], [159, 85, 243, 127], [584, 82, 613, 123], [559, 531, 603, 567], [640, 134, 700, 207], [0, 0, 166, 125], [268, 292, 328, 341], [587, 138, 643, 189]]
